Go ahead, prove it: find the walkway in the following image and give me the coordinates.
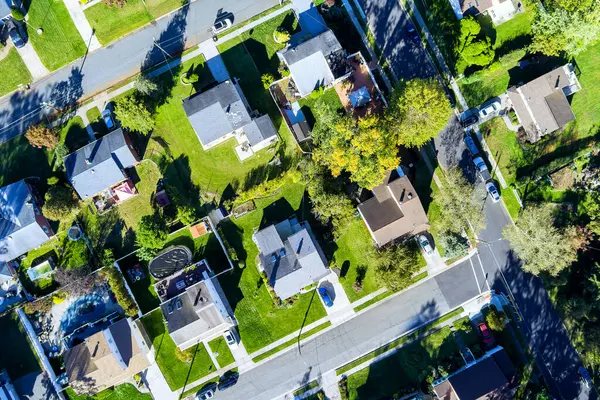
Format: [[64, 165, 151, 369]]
[[62, 0, 102, 52], [15, 41, 48, 80]]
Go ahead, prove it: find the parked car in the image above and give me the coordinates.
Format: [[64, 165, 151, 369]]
[[318, 287, 333, 307], [417, 235, 434, 255], [486, 182, 501, 203], [478, 101, 501, 119], [473, 157, 491, 182], [102, 109, 115, 131], [224, 329, 237, 347], [578, 366, 593, 389], [463, 135, 479, 156], [213, 18, 232, 34], [519, 56, 539, 69], [477, 322, 494, 347], [460, 114, 479, 128], [9, 26, 25, 48], [405, 22, 420, 43], [218, 372, 239, 391], [195, 383, 217, 400]]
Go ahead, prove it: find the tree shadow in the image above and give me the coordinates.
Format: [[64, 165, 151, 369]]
[[259, 198, 295, 229], [213, 220, 245, 314], [163, 155, 203, 213]]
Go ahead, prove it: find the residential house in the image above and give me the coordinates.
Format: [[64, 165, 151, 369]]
[[0, 0, 12, 25], [508, 63, 581, 142], [252, 217, 329, 300], [64, 318, 151, 395], [433, 347, 516, 399], [450, 0, 519, 25], [64, 128, 139, 210], [182, 79, 278, 160], [358, 168, 429, 247], [156, 260, 236, 350], [0, 180, 53, 296], [277, 29, 347, 98]]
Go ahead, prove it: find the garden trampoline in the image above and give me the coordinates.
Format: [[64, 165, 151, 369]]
[[148, 246, 193, 279]]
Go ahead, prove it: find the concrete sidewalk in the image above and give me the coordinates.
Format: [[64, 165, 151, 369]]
[[15, 41, 48, 80], [63, 0, 102, 52]]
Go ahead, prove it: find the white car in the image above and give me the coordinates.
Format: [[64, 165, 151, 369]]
[[212, 18, 232, 34], [224, 330, 237, 347], [418, 235, 434, 255], [486, 182, 501, 203], [478, 101, 500, 119]]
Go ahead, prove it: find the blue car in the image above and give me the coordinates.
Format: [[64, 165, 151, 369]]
[[318, 287, 333, 307], [406, 22, 420, 44]]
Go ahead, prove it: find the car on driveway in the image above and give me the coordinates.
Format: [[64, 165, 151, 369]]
[[486, 182, 501, 203], [478, 101, 501, 119], [213, 18, 232, 34], [218, 372, 239, 391], [102, 109, 115, 131], [405, 22, 420, 44], [318, 287, 333, 307], [9, 26, 25, 48], [195, 383, 217, 400], [519, 56, 539, 69], [460, 114, 479, 128], [578, 366, 592, 389], [464, 135, 479, 156], [417, 235, 434, 255], [224, 329, 237, 347], [478, 322, 494, 347]]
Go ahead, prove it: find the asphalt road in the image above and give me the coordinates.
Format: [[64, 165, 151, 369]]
[[214, 260, 486, 400], [0, 0, 279, 143], [357, 0, 434, 80]]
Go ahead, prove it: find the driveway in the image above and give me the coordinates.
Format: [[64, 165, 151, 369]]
[[357, 0, 434, 80], [318, 272, 353, 325], [0, 0, 280, 143]]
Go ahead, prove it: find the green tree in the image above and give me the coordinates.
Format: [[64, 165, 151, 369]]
[[114, 95, 155, 134], [502, 205, 582, 276], [54, 143, 69, 168], [456, 17, 495, 70], [134, 76, 159, 97], [485, 307, 507, 331], [434, 167, 486, 235], [439, 232, 469, 259], [580, 191, 600, 234], [42, 186, 79, 221], [261, 73, 275, 89], [135, 213, 168, 260], [387, 78, 452, 148], [374, 243, 421, 291], [177, 205, 197, 226]]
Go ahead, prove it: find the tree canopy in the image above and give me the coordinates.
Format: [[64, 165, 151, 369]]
[[387, 78, 452, 148], [136, 213, 168, 260], [374, 243, 421, 291], [25, 124, 58, 149], [42, 186, 79, 221], [456, 17, 495, 71], [114, 95, 155, 134]]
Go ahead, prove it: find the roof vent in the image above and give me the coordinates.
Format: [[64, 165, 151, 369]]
[[408, 193, 413, 200], [91, 169, 95, 174], [85, 158, 91, 165]]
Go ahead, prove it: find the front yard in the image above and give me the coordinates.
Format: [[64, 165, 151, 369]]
[[23, 0, 87, 70], [64, 383, 151, 400], [0, 313, 41, 380], [0, 48, 31, 97], [141, 309, 216, 390], [207, 336, 235, 368]]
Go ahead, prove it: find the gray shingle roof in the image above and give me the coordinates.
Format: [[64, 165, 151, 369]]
[[243, 115, 278, 147], [64, 129, 137, 200], [182, 80, 252, 147], [0, 180, 51, 263]]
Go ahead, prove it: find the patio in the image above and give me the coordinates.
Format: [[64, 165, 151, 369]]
[[93, 178, 138, 215], [334, 54, 385, 118]]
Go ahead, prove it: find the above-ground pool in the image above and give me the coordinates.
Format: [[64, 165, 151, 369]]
[[149, 245, 193, 279]]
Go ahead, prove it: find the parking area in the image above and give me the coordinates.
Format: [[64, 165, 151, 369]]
[[318, 272, 353, 325]]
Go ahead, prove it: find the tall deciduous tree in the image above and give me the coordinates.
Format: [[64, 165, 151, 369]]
[[42, 186, 79, 221], [374, 243, 421, 291], [136, 213, 168, 260], [114, 95, 155, 134], [25, 124, 58, 149], [387, 78, 452, 148], [502, 205, 584, 276], [434, 167, 486, 235], [456, 17, 494, 70]]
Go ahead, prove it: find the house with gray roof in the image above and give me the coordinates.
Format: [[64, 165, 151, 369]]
[[508, 63, 581, 142], [252, 217, 329, 300], [0, 0, 12, 24], [449, 0, 519, 25], [182, 79, 278, 160], [277, 29, 347, 97], [64, 128, 139, 202]]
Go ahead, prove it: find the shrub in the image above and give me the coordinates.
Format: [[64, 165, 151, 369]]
[[54, 143, 69, 168], [183, 73, 199, 84], [278, 63, 290, 77], [52, 291, 68, 304], [134, 76, 159, 97], [439, 232, 469, 259], [102, 0, 127, 8], [273, 27, 290, 43], [47, 176, 60, 186], [24, 297, 53, 314], [261, 73, 275, 89], [101, 266, 139, 316], [42, 186, 79, 221], [11, 8, 25, 20], [176, 205, 196, 226], [25, 124, 58, 149], [486, 306, 507, 331]]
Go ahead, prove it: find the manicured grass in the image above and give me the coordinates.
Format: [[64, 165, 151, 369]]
[[86, 107, 107, 137], [64, 383, 152, 400], [353, 291, 392, 312], [502, 187, 521, 221], [480, 117, 523, 186], [293, 380, 320, 397], [345, 326, 461, 399], [570, 41, 600, 137], [297, 88, 343, 127], [216, 1, 289, 39], [0, 313, 41, 380], [116, 160, 162, 229], [24, 0, 87, 70], [0, 48, 31, 97], [0, 134, 53, 187], [252, 321, 332, 362], [218, 183, 327, 353], [141, 309, 216, 390], [207, 336, 235, 368], [84, 0, 186, 45]]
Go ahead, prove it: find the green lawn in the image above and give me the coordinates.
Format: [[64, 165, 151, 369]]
[[64, 384, 152, 400], [297, 88, 343, 128], [0, 313, 41, 380], [480, 117, 523, 187], [252, 321, 332, 362], [207, 336, 235, 368], [570, 41, 600, 137], [218, 183, 327, 353], [116, 160, 162, 229], [24, 0, 87, 70], [84, 0, 186, 44], [0, 48, 31, 97], [141, 310, 216, 390], [0, 134, 53, 187]]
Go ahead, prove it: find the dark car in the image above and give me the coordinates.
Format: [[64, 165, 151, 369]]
[[461, 114, 479, 128], [318, 287, 333, 307], [478, 322, 494, 347], [518, 56, 539, 69], [218, 372, 239, 391], [405, 22, 420, 44], [9, 26, 25, 48], [195, 382, 217, 400]]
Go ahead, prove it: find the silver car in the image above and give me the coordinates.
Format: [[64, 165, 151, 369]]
[[478, 101, 500, 119], [418, 235, 434, 255], [213, 18, 232, 34], [486, 182, 501, 203]]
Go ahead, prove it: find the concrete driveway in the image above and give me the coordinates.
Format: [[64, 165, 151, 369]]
[[318, 272, 353, 325]]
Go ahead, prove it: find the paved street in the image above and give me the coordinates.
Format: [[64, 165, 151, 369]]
[[0, 0, 279, 143], [213, 258, 487, 400]]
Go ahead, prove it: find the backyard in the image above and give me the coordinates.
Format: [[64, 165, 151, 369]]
[[84, 0, 187, 44], [141, 309, 216, 390], [23, 0, 87, 70], [0, 49, 31, 97], [64, 383, 151, 400], [115, 160, 162, 229]]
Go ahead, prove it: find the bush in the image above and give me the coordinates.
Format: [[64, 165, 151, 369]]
[[52, 291, 68, 304], [278, 63, 290, 77], [439, 232, 469, 259], [486, 306, 507, 331], [42, 186, 79, 221], [273, 27, 290, 43], [54, 143, 69, 168], [136, 213, 168, 260], [11, 8, 24, 20], [177, 205, 196, 226], [100, 266, 138, 316], [47, 176, 60, 186], [174, 347, 194, 363], [183, 73, 199, 84], [261, 73, 275, 89]]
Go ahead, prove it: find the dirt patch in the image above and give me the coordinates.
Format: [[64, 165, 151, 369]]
[[550, 167, 575, 190]]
